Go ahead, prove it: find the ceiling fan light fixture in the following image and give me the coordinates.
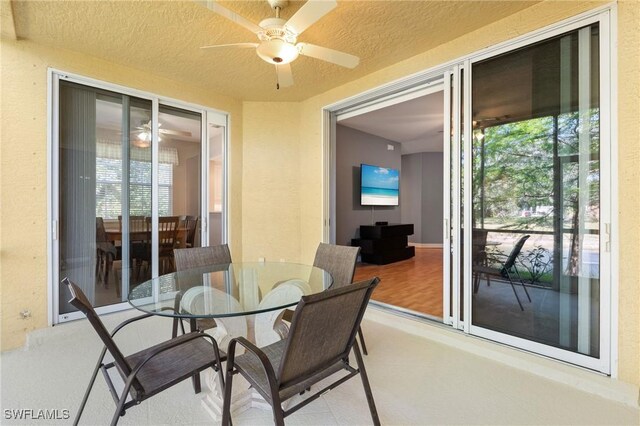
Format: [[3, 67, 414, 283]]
[[256, 39, 299, 65]]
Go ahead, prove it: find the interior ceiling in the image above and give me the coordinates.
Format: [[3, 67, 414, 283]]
[[339, 90, 444, 155], [12, 1, 538, 102]]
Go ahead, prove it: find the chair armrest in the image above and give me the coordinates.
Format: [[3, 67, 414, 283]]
[[226, 337, 278, 391], [118, 332, 222, 401], [128, 332, 221, 376], [110, 313, 154, 338]]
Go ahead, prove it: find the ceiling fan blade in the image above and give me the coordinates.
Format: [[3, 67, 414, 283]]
[[160, 129, 193, 137], [297, 43, 359, 69], [276, 63, 294, 89], [199, 0, 263, 34], [200, 42, 259, 50], [285, 0, 336, 35]]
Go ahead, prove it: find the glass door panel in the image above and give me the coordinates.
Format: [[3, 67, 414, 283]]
[[156, 105, 202, 275], [121, 98, 153, 299], [208, 124, 225, 246], [58, 80, 152, 313], [470, 24, 601, 358]]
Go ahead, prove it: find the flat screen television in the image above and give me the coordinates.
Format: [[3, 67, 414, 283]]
[[360, 163, 399, 206]]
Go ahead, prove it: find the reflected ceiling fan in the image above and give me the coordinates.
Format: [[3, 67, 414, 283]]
[[133, 120, 192, 148], [199, 0, 360, 89]]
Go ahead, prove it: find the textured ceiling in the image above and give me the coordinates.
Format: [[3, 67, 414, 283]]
[[340, 90, 444, 154], [12, 0, 538, 101]]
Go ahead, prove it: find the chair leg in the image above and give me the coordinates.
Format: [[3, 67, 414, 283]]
[[353, 340, 380, 426], [357, 326, 368, 356], [189, 319, 201, 394], [110, 388, 130, 426], [221, 370, 234, 426], [505, 271, 524, 311], [105, 254, 113, 291], [270, 391, 285, 426], [514, 267, 531, 302], [73, 359, 103, 426], [95, 250, 100, 282]]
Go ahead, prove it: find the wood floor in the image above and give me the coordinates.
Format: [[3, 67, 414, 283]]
[[354, 247, 443, 317]]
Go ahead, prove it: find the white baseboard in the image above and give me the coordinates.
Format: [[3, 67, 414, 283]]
[[409, 242, 443, 248], [364, 306, 640, 408]]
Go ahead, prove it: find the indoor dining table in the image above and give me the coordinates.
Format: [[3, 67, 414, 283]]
[[105, 228, 189, 248], [128, 261, 333, 421]]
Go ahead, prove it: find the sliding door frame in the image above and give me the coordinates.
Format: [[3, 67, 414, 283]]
[[47, 69, 229, 325], [463, 10, 614, 374], [322, 4, 617, 375]]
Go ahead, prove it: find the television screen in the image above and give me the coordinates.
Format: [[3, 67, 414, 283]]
[[361, 164, 399, 206]]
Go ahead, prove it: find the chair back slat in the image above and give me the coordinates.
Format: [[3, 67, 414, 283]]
[[503, 234, 530, 270], [62, 278, 143, 395], [157, 216, 179, 246], [96, 217, 108, 243], [118, 215, 147, 233], [277, 278, 379, 388], [181, 216, 199, 247], [174, 245, 232, 271], [313, 243, 360, 288]]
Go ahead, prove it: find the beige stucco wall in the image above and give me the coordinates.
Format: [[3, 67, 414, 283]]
[[296, 0, 640, 387], [241, 102, 302, 263], [0, 39, 244, 350], [615, 0, 640, 390]]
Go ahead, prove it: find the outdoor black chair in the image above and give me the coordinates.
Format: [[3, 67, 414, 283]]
[[63, 278, 225, 426], [221, 277, 381, 426], [473, 234, 531, 310]]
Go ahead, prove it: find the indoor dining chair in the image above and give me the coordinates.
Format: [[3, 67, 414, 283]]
[[63, 278, 225, 426], [95, 217, 118, 295], [221, 277, 381, 426]]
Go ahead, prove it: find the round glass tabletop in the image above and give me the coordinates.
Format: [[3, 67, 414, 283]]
[[128, 262, 333, 318]]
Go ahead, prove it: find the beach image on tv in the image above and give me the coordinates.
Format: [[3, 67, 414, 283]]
[[361, 164, 399, 206]]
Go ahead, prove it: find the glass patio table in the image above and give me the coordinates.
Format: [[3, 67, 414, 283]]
[[127, 261, 333, 420], [128, 261, 332, 319]]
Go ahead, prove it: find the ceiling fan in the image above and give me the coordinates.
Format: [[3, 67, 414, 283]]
[[199, 0, 360, 89], [132, 120, 192, 148]]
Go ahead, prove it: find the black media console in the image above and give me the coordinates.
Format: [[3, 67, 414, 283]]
[[352, 224, 415, 265]]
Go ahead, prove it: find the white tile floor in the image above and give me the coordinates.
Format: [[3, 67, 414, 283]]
[[1, 309, 638, 425]]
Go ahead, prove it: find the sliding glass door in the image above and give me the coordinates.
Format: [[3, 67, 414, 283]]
[[58, 81, 154, 314], [52, 75, 227, 322], [465, 20, 610, 371]]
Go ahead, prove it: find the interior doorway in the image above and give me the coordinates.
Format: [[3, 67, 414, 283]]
[[333, 85, 446, 319]]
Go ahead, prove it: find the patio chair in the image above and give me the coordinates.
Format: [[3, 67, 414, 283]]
[[221, 277, 381, 426], [473, 234, 531, 310], [282, 243, 369, 354], [313, 243, 370, 354], [173, 244, 232, 334], [172, 244, 232, 393], [62, 278, 225, 426]]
